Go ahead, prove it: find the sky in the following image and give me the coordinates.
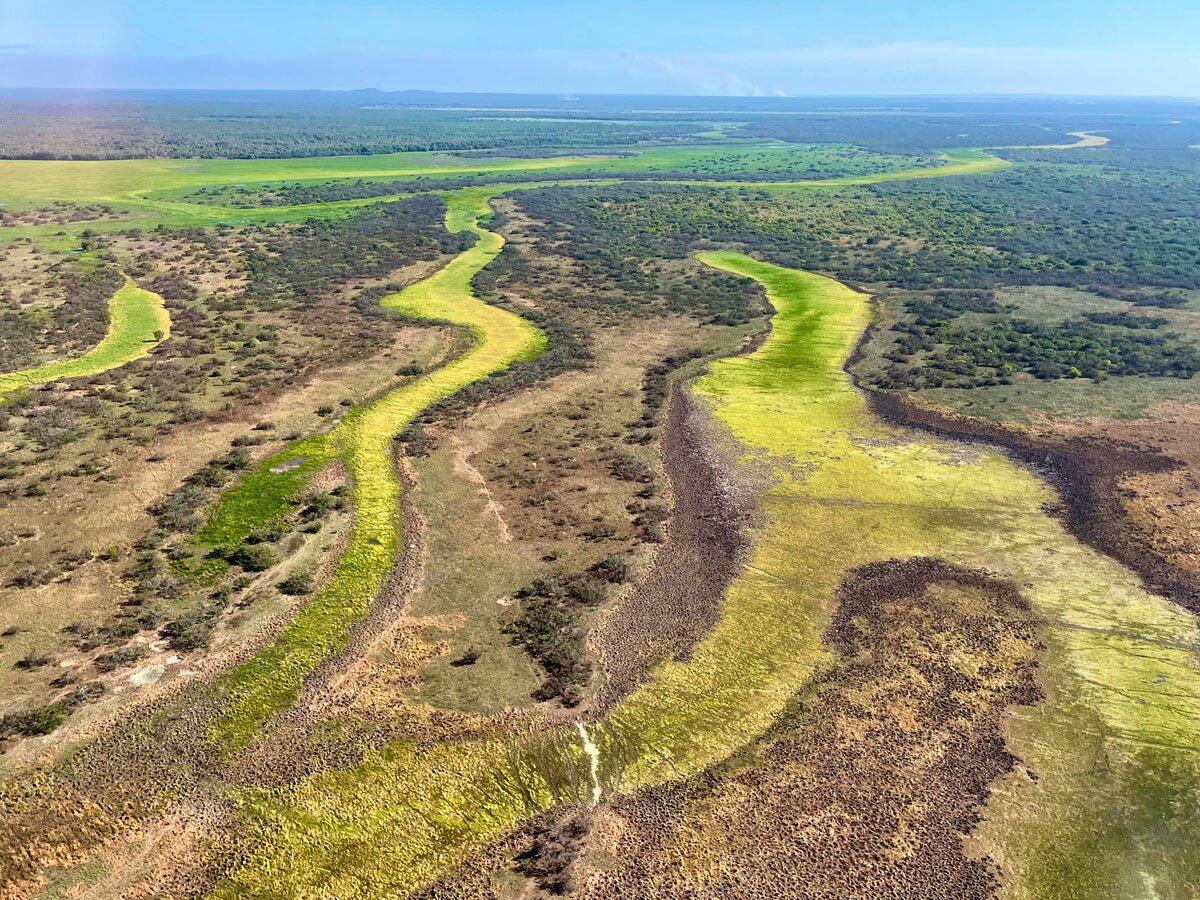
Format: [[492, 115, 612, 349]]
[[1, 0, 1199, 96]]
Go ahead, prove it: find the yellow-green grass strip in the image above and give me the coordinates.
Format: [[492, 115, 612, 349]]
[[0, 277, 168, 393], [216, 253, 1200, 897], [665, 253, 1200, 894], [666, 147, 1009, 192], [1, 132, 1109, 248], [208, 188, 546, 755], [212, 727, 588, 900], [0, 144, 1014, 246], [0, 150, 608, 206]]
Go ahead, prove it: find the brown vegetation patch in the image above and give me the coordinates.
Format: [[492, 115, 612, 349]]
[[592, 385, 752, 712], [1037, 402, 1200, 592], [566, 558, 1040, 899], [407, 559, 1041, 899], [410, 805, 600, 900], [867, 390, 1200, 612]]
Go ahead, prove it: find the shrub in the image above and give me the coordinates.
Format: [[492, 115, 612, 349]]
[[94, 645, 145, 672], [246, 521, 289, 544], [277, 571, 314, 595], [14, 649, 50, 670], [592, 555, 633, 584], [228, 543, 277, 572], [610, 455, 653, 483], [450, 647, 481, 667], [0, 701, 69, 739], [12, 567, 49, 588]]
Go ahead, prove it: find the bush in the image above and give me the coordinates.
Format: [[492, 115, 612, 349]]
[[159, 602, 223, 651], [277, 571, 314, 595], [12, 566, 49, 588], [592, 555, 633, 584], [0, 701, 69, 739], [450, 647, 481, 667], [14, 649, 50, 670], [246, 521, 289, 544], [94, 645, 145, 672], [228, 543, 277, 572], [610, 456, 653, 483]]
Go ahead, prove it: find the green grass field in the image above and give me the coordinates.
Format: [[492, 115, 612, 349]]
[[681, 253, 1200, 897], [0, 142, 984, 247], [0, 277, 168, 393]]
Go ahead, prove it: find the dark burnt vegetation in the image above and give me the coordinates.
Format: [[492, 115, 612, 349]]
[[412, 806, 597, 900], [595, 389, 749, 711], [631, 347, 704, 441], [867, 390, 1200, 613], [511, 813, 591, 896]]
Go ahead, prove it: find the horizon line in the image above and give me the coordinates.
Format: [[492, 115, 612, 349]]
[[2, 86, 1200, 102]]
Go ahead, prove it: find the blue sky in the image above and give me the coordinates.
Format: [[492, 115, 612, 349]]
[[2, 0, 1199, 95]]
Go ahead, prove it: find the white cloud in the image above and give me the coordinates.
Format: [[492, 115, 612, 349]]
[[0, 43, 1196, 96], [676, 43, 1192, 96]]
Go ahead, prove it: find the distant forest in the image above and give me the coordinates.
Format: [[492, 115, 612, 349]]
[[2, 89, 1200, 159]]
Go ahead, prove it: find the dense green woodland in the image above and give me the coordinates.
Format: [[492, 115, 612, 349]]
[[504, 145, 1200, 388], [511, 150, 1200, 291], [2, 90, 1199, 158], [0, 100, 698, 159]]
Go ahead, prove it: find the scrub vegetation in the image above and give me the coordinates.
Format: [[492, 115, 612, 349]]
[[208, 188, 547, 753], [0, 277, 169, 393], [1, 93, 1199, 900]]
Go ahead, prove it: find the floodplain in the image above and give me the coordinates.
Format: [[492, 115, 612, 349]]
[[1, 95, 1198, 899]]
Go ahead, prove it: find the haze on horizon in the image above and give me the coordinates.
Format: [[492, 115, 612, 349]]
[[1, 0, 1199, 97]]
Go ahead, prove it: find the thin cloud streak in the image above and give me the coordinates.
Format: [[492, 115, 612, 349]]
[[0, 43, 1194, 96]]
